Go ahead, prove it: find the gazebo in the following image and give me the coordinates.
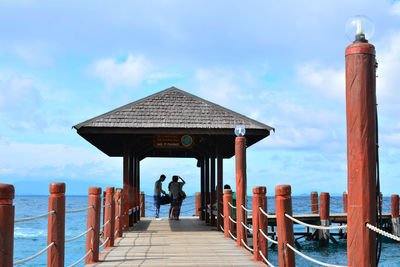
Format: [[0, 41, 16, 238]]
[[74, 86, 273, 228]]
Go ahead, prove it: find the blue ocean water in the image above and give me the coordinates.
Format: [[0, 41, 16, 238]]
[[12, 195, 399, 266]]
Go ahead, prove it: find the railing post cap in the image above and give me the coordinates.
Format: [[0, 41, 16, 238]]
[[253, 186, 266, 194], [343, 191, 347, 195], [89, 187, 102, 195], [223, 189, 233, 194], [320, 192, 330, 197], [140, 191, 145, 194], [49, 182, 65, 194], [392, 194, 399, 198], [275, 185, 291, 196], [0, 183, 15, 200], [195, 192, 201, 196], [106, 187, 115, 194], [311, 191, 318, 195], [235, 136, 246, 142]]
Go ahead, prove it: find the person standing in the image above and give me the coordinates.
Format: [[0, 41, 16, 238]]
[[169, 175, 186, 220], [154, 174, 166, 219]]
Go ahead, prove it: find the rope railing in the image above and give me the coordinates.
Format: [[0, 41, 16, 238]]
[[285, 213, 347, 230], [366, 223, 400, 242], [259, 207, 270, 218], [259, 250, 275, 267], [65, 227, 93, 243], [228, 202, 236, 209], [114, 229, 118, 237], [13, 242, 55, 265], [259, 229, 278, 244], [14, 210, 55, 223], [220, 225, 224, 232], [228, 230, 237, 241], [66, 206, 93, 214], [103, 203, 111, 208], [101, 219, 111, 230], [241, 239, 254, 252], [99, 237, 110, 250], [115, 215, 119, 221], [286, 243, 347, 267], [241, 221, 252, 231], [241, 205, 252, 212], [228, 216, 237, 224], [67, 249, 92, 267], [220, 213, 224, 218]]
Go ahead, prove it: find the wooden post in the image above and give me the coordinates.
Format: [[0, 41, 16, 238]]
[[195, 192, 201, 216], [343, 192, 348, 213], [217, 154, 223, 231], [85, 187, 101, 264], [252, 186, 267, 262], [235, 136, 247, 247], [311, 191, 318, 214], [223, 189, 233, 238], [205, 157, 210, 224], [319, 192, 330, 246], [346, 41, 377, 267], [122, 150, 129, 231], [47, 183, 65, 267], [391, 194, 399, 236], [104, 187, 115, 248], [0, 184, 15, 267], [210, 157, 216, 226], [137, 159, 141, 221], [140, 191, 145, 217], [115, 188, 123, 238], [200, 159, 205, 220], [275, 185, 295, 267]]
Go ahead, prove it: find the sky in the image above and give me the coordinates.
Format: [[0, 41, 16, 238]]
[[0, 0, 400, 197]]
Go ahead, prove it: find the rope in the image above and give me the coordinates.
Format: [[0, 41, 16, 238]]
[[285, 214, 347, 230], [259, 229, 278, 244], [102, 219, 111, 229], [366, 223, 400, 242], [115, 215, 119, 221], [103, 203, 111, 208], [65, 227, 93, 243], [66, 206, 93, 214], [99, 237, 110, 250], [15, 210, 55, 223], [259, 207, 269, 218], [13, 242, 54, 265], [228, 216, 237, 224], [67, 249, 92, 267], [241, 239, 254, 252], [220, 225, 224, 232], [241, 205, 252, 212], [286, 243, 347, 267], [114, 229, 118, 237], [228, 230, 237, 241], [259, 250, 275, 267], [228, 202, 236, 209], [220, 213, 224, 218], [241, 222, 252, 231]]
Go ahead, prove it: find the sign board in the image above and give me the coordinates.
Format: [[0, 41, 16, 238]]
[[153, 135, 194, 149]]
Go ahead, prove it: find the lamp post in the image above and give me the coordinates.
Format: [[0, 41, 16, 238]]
[[235, 125, 247, 247], [345, 15, 377, 267]]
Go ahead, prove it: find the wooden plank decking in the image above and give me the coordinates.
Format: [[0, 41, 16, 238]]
[[90, 217, 260, 266]]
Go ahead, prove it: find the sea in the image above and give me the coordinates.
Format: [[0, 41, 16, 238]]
[[12, 195, 400, 266]]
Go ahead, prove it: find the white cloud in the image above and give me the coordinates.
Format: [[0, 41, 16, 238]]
[[88, 54, 152, 88], [297, 63, 345, 102], [390, 1, 400, 16], [14, 42, 53, 66]]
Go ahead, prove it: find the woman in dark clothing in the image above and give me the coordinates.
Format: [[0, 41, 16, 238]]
[[169, 175, 185, 220]]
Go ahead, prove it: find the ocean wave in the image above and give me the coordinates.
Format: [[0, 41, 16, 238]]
[[14, 229, 46, 238]]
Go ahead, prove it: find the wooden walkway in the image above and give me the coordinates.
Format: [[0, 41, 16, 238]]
[[90, 217, 260, 266]]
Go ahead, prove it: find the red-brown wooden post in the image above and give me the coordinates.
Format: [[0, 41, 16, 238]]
[[223, 189, 233, 238], [391, 194, 399, 236], [205, 157, 210, 224], [235, 136, 247, 247], [252, 186, 267, 262], [115, 188, 123, 238], [102, 191, 106, 225], [195, 192, 201, 216], [104, 187, 115, 248], [210, 157, 216, 226], [217, 154, 223, 231], [346, 38, 377, 267], [343, 192, 348, 213], [47, 183, 65, 267], [140, 191, 145, 217], [311, 191, 318, 214], [85, 187, 101, 264], [319, 192, 330, 245], [0, 184, 15, 266], [275, 185, 295, 267], [122, 150, 129, 231]]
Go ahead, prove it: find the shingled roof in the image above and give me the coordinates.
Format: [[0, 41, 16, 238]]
[[74, 87, 272, 131], [74, 87, 273, 158]]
